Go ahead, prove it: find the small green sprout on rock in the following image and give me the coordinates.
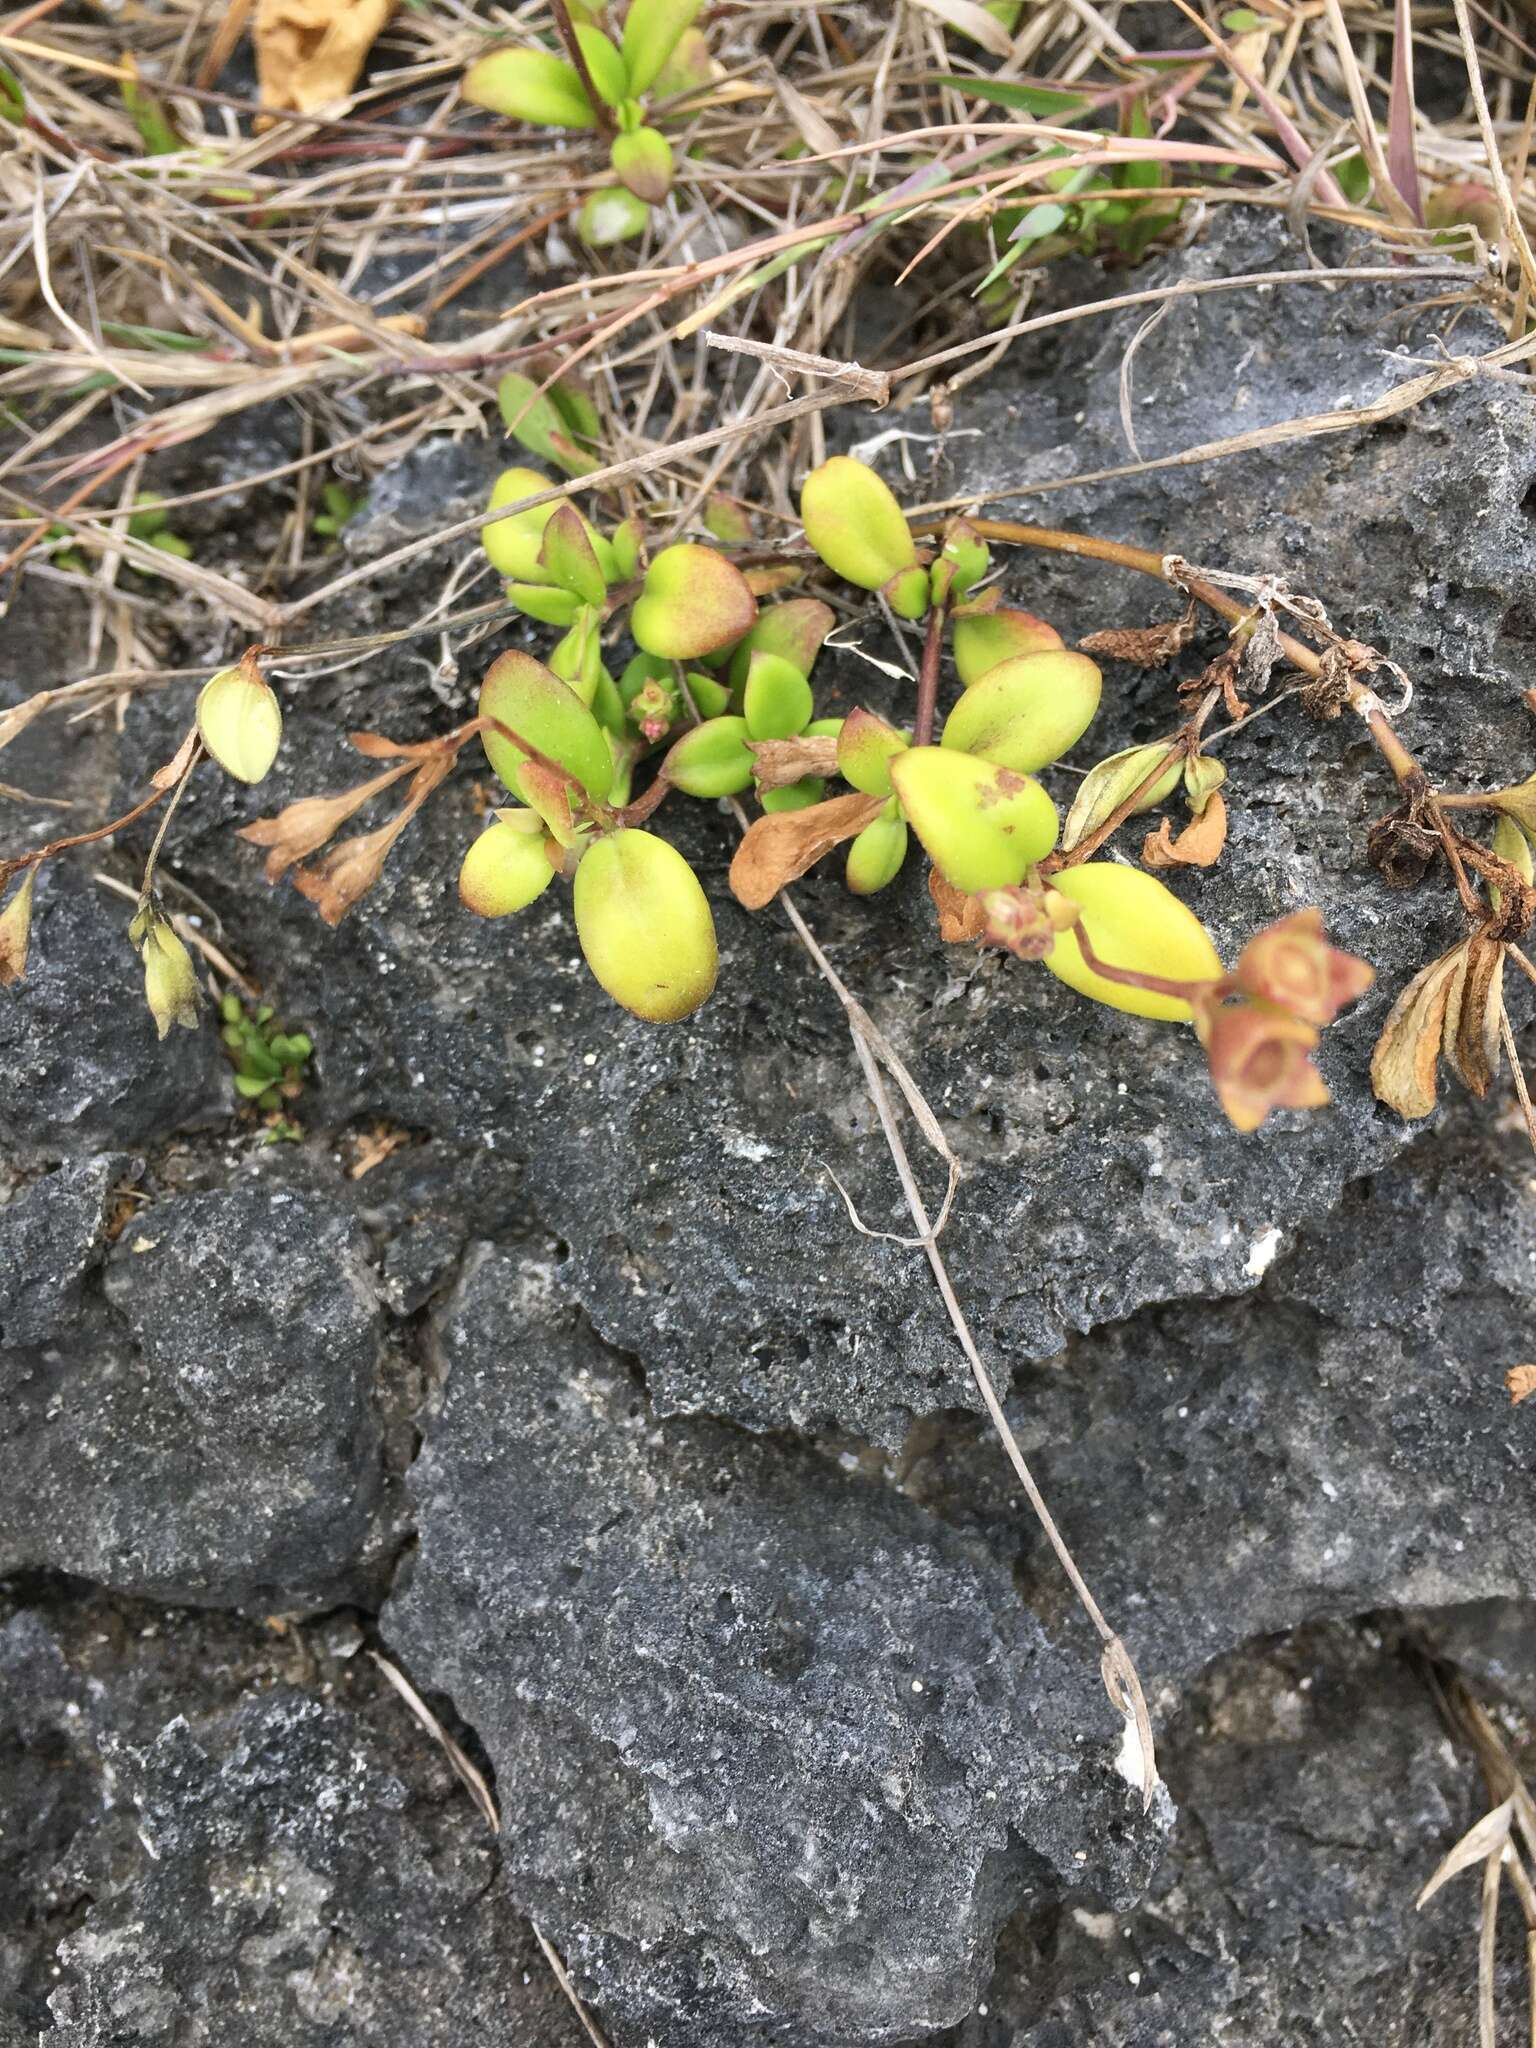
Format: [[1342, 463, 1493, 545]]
[[312, 481, 364, 541], [220, 990, 313, 1136], [463, 0, 705, 246]]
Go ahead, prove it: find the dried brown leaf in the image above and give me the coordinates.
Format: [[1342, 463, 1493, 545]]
[[929, 868, 986, 943], [1141, 792, 1227, 870], [729, 791, 885, 911], [254, 0, 394, 115], [1079, 606, 1197, 669], [1506, 1364, 1536, 1405], [1369, 942, 1467, 1118], [1416, 1796, 1514, 1909], [748, 735, 839, 790], [1443, 933, 1505, 1097], [150, 727, 200, 792], [238, 764, 411, 882]]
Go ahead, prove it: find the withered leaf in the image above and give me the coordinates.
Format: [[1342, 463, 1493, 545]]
[[238, 763, 411, 882], [1078, 604, 1197, 669], [255, 0, 394, 115], [1141, 792, 1227, 871], [1442, 932, 1504, 1097], [748, 735, 840, 790], [929, 868, 986, 943], [150, 727, 200, 792], [1369, 942, 1467, 1119], [729, 791, 885, 911], [1506, 1364, 1536, 1406]]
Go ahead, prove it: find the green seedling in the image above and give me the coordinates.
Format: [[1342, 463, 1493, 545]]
[[219, 990, 314, 1127], [312, 481, 363, 538], [463, 0, 702, 244]]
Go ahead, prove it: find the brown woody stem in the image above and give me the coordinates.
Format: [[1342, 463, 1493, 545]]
[[911, 604, 945, 748]]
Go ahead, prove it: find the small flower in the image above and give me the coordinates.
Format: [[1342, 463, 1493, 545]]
[[1196, 997, 1330, 1133], [1231, 908, 1374, 1026]]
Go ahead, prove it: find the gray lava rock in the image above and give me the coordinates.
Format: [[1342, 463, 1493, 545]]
[[0, 1588, 590, 2046], [0, 880, 228, 1170], [0, 1154, 136, 1349], [904, 1123, 1536, 1686], [83, 211, 1535, 1450], [0, 1184, 388, 1610], [939, 1620, 1527, 2046], [383, 1248, 1163, 2048]]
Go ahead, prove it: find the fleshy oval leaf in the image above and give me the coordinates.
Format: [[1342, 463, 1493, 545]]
[[479, 650, 613, 805], [940, 650, 1101, 775], [575, 24, 628, 105], [539, 503, 608, 606], [197, 662, 282, 784], [664, 715, 755, 797], [799, 456, 919, 594], [952, 607, 1063, 686], [463, 47, 596, 128], [578, 184, 651, 247], [837, 706, 908, 797], [726, 598, 835, 693], [611, 124, 673, 202], [845, 810, 908, 894], [631, 542, 758, 659], [1042, 863, 1223, 1021], [743, 652, 813, 741], [459, 816, 557, 917], [889, 746, 1058, 892], [497, 372, 598, 479], [621, 0, 704, 96], [481, 466, 558, 580], [573, 828, 717, 1021]]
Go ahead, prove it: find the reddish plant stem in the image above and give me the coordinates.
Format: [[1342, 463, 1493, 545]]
[[0, 782, 170, 888], [911, 604, 946, 748], [1073, 918, 1219, 1006], [549, 0, 618, 137]]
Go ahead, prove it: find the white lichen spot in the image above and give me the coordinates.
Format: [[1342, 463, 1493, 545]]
[[1243, 1225, 1282, 1279]]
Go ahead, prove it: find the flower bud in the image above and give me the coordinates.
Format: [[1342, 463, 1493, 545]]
[[138, 914, 201, 1038], [664, 715, 756, 797], [952, 607, 1063, 686], [621, 0, 703, 95], [940, 649, 1101, 775], [888, 747, 1058, 892], [630, 543, 758, 659], [742, 652, 813, 741], [479, 649, 614, 806], [0, 870, 36, 986], [459, 814, 557, 917], [611, 125, 673, 203], [976, 884, 1060, 960], [578, 185, 651, 247], [463, 48, 597, 128], [845, 805, 908, 895], [800, 456, 923, 601], [1040, 863, 1222, 1021], [574, 828, 717, 1021], [197, 655, 282, 784], [1061, 743, 1182, 853]]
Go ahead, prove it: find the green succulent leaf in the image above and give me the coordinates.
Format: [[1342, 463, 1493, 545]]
[[611, 124, 674, 203], [459, 814, 557, 917], [799, 456, 921, 597], [664, 714, 756, 797], [845, 807, 908, 894], [726, 598, 835, 693], [761, 778, 825, 813], [621, 0, 704, 96], [463, 46, 597, 127], [941, 650, 1102, 775], [574, 828, 717, 1021], [1043, 863, 1222, 1021], [575, 24, 629, 104], [952, 606, 1063, 685], [539, 502, 609, 605], [743, 652, 813, 741], [836, 706, 909, 797], [481, 466, 560, 580], [497, 372, 599, 478], [578, 185, 652, 246], [889, 746, 1058, 891], [631, 543, 758, 659], [506, 581, 583, 627], [479, 649, 614, 807]]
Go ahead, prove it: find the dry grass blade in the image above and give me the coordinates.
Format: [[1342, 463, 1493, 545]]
[[1418, 1796, 1516, 1909]]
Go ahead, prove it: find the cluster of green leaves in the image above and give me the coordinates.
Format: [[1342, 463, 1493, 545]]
[[220, 991, 313, 1133], [312, 481, 363, 541], [463, 0, 708, 247], [461, 447, 1228, 1028]]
